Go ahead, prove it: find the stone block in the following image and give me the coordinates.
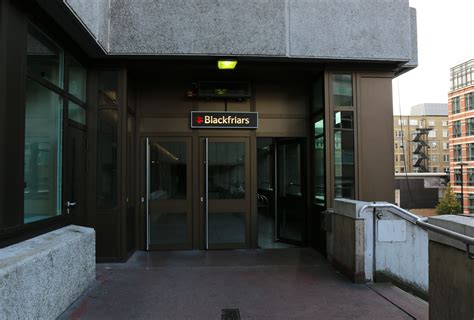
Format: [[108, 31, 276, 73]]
[[0, 225, 95, 320]]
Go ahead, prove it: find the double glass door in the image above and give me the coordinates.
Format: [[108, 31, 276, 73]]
[[145, 136, 250, 250]]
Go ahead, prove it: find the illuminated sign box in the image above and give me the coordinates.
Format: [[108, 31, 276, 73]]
[[190, 111, 258, 129]]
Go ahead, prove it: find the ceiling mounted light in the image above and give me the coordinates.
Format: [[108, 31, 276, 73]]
[[218, 60, 238, 70]]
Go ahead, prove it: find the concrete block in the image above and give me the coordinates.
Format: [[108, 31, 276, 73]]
[[428, 215, 474, 252], [0, 225, 95, 320], [65, 0, 109, 46], [289, 0, 412, 62], [108, 0, 287, 56]]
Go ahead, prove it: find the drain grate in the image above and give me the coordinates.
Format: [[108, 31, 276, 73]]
[[222, 309, 241, 320]]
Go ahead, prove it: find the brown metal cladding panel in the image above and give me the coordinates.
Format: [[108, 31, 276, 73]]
[[140, 117, 192, 133], [137, 79, 193, 117], [358, 76, 395, 202], [95, 213, 121, 260], [255, 80, 308, 117], [257, 118, 307, 137]]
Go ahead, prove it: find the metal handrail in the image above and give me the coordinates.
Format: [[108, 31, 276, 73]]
[[358, 202, 474, 260]]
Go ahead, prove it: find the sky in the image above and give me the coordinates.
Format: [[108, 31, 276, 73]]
[[393, 0, 474, 115]]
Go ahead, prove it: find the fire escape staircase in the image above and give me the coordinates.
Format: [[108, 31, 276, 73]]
[[412, 128, 431, 173]]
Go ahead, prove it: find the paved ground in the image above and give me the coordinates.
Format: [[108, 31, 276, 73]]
[[60, 249, 427, 320]]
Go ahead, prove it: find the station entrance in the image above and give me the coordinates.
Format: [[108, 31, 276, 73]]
[[144, 135, 307, 250]]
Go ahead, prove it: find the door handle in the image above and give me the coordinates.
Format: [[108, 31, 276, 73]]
[[67, 201, 77, 208]]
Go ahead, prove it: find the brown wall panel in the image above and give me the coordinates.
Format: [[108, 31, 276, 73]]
[[257, 118, 307, 137], [95, 213, 120, 260], [137, 79, 193, 117], [140, 117, 192, 133], [0, 1, 27, 229], [255, 80, 308, 117], [358, 75, 395, 202]]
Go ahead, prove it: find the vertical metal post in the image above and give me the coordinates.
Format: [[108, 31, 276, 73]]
[[205, 138, 209, 249], [146, 138, 150, 250], [274, 143, 278, 241], [461, 163, 465, 214]]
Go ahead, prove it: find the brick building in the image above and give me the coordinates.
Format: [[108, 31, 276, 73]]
[[394, 103, 449, 174], [449, 59, 474, 214]]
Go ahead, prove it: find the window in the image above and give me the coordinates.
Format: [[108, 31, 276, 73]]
[[394, 143, 398, 149], [24, 80, 63, 223], [313, 117, 325, 206], [452, 97, 461, 114], [431, 141, 438, 149], [395, 130, 404, 138], [429, 120, 435, 127], [400, 154, 405, 162], [453, 121, 462, 137], [409, 119, 418, 126], [432, 167, 438, 173], [443, 142, 449, 150], [454, 169, 462, 185], [395, 154, 398, 162], [23, 25, 68, 224], [442, 130, 449, 138], [468, 143, 474, 161], [68, 58, 86, 101], [468, 169, 474, 186], [400, 167, 405, 173], [332, 74, 353, 107], [466, 93, 474, 111], [443, 154, 449, 162], [428, 130, 436, 138], [431, 155, 438, 163], [444, 167, 450, 173], [467, 118, 474, 135], [442, 120, 448, 127], [334, 111, 355, 199], [454, 144, 462, 162], [398, 119, 407, 126]]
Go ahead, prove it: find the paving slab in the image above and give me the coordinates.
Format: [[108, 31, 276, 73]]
[[60, 249, 419, 320]]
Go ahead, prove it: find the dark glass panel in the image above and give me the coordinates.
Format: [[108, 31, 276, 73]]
[[24, 80, 63, 223], [149, 142, 187, 200], [208, 212, 245, 244], [208, 142, 245, 199], [334, 111, 355, 199], [332, 74, 353, 107], [27, 25, 63, 87], [97, 109, 118, 208]]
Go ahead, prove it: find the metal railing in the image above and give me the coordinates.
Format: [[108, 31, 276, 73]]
[[358, 202, 474, 260]]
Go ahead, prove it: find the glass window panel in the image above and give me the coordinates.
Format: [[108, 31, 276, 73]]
[[69, 58, 86, 101], [149, 212, 187, 245], [313, 119, 325, 205], [334, 111, 355, 199], [68, 101, 86, 125], [24, 80, 63, 223], [97, 109, 118, 208], [27, 25, 63, 87], [98, 71, 119, 108], [208, 142, 245, 199], [209, 212, 245, 244], [332, 74, 353, 107], [149, 142, 187, 200]]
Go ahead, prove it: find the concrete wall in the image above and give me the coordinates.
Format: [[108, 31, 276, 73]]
[[328, 199, 429, 296], [0, 225, 95, 320], [375, 209, 428, 294], [63, 0, 417, 70], [428, 215, 474, 320]]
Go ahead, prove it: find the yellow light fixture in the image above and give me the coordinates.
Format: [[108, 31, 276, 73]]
[[217, 60, 238, 70]]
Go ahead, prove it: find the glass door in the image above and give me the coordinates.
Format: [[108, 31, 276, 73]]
[[201, 137, 250, 249], [146, 137, 192, 250], [276, 139, 306, 245]]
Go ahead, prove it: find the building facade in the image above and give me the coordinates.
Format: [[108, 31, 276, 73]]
[[0, 0, 418, 261], [393, 103, 449, 174], [448, 59, 474, 214]]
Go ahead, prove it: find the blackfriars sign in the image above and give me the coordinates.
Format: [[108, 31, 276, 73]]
[[190, 111, 258, 129]]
